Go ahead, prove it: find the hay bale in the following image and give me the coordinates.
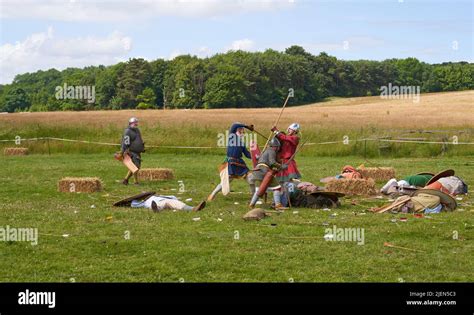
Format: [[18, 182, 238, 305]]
[[358, 167, 396, 181], [58, 177, 102, 193], [137, 168, 174, 181], [325, 178, 377, 196], [4, 147, 29, 156]]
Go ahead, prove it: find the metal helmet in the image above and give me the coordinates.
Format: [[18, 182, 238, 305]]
[[269, 137, 281, 148], [129, 117, 138, 125], [288, 123, 300, 133]]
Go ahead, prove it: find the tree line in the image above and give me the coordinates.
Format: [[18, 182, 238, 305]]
[[0, 45, 472, 112]]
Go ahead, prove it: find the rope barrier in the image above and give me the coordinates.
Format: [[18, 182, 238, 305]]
[[0, 136, 473, 149]]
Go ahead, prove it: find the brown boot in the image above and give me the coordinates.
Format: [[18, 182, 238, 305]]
[[122, 179, 129, 185], [193, 201, 206, 212], [274, 203, 288, 211]]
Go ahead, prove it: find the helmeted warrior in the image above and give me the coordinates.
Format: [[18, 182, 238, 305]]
[[121, 117, 145, 185], [208, 122, 254, 201], [271, 123, 301, 182], [247, 137, 288, 210]]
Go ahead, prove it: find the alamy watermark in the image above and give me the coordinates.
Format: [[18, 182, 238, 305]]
[[380, 83, 420, 103], [217, 130, 257, 148], [18, 289, 55, 308], [324, 225, 365, 245], [55, 83, 95, 104], [0, 225, 38, 246]]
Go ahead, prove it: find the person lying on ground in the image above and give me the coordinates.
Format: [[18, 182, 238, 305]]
[[131, 195, 206, 212], [320, 165, 362, 183], [381, 174, 433, 194], [280, 181, 343, 209], [424, 176, 468, 196]]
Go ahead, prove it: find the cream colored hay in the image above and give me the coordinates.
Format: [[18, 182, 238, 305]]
[[325, 178, 377, 196], [137, 168, 174, 181], [358, 166, 396, 181], [58, 177, 103, 193], [4, 147, 29, 156]]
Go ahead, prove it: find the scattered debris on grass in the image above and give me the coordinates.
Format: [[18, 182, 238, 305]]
[[324, 233, 334, 241], [243, 208, 267, 221], [383, 242, 425, 252]]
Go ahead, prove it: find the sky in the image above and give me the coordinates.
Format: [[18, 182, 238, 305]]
[[0, 0, 473, 84]]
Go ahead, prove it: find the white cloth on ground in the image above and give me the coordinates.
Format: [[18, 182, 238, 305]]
[[131, 195, 192, 211]]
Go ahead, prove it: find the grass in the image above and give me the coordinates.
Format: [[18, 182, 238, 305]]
[[1, 91, 473, 282], [1, 90, 473, 157], [1, 153, 473, 282]]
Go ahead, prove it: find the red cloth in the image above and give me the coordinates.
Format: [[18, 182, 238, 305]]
[[424, 181, 451, 195], [276, 133, 299, 158], [277, 159, 300, 181], [341, 165, 362, 179], [276, 133, 300, 181]]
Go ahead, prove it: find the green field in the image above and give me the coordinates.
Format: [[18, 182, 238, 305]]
[[1, 152, 473, 282]]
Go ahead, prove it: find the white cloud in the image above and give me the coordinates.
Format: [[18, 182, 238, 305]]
[[289, 36, 385, 54], [0, 27, 132, 83], [167, 40, 255, 60], [197, 46, 212, 58], [168, 50, 183, 60], [1, 0, 296, 22], [226, 39, 256, 52]]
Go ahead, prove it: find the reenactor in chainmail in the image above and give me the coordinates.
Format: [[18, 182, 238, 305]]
[[121, 117, 145, 185]]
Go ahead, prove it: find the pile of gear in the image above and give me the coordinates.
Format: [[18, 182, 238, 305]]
[[380, 169, 468, 197], [280, 182, 343, 209], [373, 169, 468, 213]]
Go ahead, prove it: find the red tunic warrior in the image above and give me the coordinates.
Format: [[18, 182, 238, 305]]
[[271, 123, 301, 182]]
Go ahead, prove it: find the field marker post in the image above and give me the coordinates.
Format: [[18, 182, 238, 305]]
[[364, 139, 367, 159], [47, 137, 51, 155]]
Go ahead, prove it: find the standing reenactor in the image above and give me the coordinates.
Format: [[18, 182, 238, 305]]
[[247, 138, 287, 210], [208, 122, 254, 201], [271, 123, 301, 183], [120, 117, 145, 185]]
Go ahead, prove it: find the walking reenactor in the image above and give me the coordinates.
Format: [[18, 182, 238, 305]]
[[120, 117, 145, 185]]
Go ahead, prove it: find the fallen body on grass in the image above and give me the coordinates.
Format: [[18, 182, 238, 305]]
[[113, 192, 206, 212]]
